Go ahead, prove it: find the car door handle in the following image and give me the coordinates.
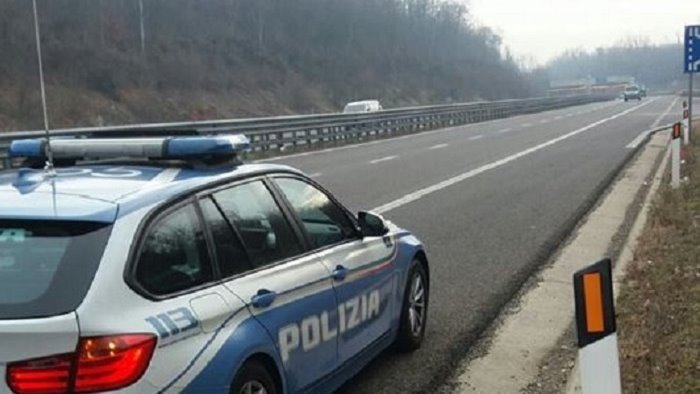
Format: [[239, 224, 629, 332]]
[[332, 265, 349, 282], [251, 289, 277, 309]]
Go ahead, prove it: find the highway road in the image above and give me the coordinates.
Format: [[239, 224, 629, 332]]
[[262, 96, 682, 393]]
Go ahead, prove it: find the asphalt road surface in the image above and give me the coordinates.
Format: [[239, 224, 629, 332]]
[[262, 96, 682, 393]]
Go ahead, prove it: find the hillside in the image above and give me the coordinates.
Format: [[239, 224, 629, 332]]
[[545, 41, 686, 90], [0, 0, 535, 132]]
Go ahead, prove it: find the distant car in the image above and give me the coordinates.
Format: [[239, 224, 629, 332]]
[[343, 100, 383, 113], [0, 135, 430, 394], [623, 85, 642, 101]]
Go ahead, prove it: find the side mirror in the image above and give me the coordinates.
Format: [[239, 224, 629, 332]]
[[358, 211, 389, 237]]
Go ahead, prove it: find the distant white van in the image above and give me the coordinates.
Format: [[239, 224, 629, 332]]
[[343, 100, 383, 113]]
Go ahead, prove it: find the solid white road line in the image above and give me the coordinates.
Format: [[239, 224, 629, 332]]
[[370, 155, 398, 164], [540, 119, 550, 124], [429, 143, 449, 150], [497, 128, 512, 134], [468, 134, 484, 141], [555, 116, 564, 120], [308, 172, 322, 178], [522, 123, 533, 127], [372, 99, 656, 214], [625, 96, 679, 149]]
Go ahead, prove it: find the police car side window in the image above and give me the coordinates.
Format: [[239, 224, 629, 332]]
[[212, 181, 302, 268], [135, 204, 213, 295], [274, 177, 357, 249], [199, 197, 253, 278]]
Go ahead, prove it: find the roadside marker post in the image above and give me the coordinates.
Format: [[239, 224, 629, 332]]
[[672, 122, 682, 189], [683, 102, 690, 146], [573, 259, 621, 394]]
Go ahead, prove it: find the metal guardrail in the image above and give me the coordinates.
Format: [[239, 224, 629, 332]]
[[0, 95, 613, 169]]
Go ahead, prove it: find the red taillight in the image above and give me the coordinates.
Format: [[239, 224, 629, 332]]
[[6, 354, 73, 394], [7, 334, 157, 394], [73, 334, 157, 393]]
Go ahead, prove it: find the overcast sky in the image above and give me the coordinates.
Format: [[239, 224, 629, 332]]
[[468, 0, 700, 66]]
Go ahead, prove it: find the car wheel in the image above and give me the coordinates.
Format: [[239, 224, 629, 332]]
[[394, 259, 429, 352], [230, 360, 278, 394]]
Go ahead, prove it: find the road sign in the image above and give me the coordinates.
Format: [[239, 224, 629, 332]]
[[685, 25, 700, 73]]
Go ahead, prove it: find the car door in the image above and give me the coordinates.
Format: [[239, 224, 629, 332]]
[[206, 179, 339, 391], [129, 201, 247, 392], [271, 176, 398, 365]]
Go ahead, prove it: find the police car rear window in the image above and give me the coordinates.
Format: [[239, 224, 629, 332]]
[[0, 220, 112, 319]]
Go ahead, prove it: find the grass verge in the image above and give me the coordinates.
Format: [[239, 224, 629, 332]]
[[617, 126, 700, 393]]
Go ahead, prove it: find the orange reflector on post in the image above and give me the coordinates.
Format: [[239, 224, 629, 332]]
[[583, 273, 604, 333], [673, 122, 682, 139], [573, 259, 616, 348]]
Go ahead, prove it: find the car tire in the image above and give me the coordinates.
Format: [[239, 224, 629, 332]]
[[230, 360, 278, 394], [394, 259, 429, 352]]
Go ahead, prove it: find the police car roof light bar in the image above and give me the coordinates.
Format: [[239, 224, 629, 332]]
[[7, 135, 252, 161]]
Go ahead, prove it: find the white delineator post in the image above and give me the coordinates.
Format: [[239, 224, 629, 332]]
[[671, 122, 682, 189], [573, 259, 621, 394], [683, 104, 690, 146]]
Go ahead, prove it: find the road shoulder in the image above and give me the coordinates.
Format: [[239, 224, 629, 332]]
[[447, 130, 671, 393]]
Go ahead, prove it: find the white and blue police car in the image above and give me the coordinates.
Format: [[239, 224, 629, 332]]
[[0, 134, 429, 394]]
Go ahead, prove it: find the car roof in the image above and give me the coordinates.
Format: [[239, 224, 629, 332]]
[[0, 163, 302, 223]]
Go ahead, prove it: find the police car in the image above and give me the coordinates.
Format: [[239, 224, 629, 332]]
[[0, 135, 430, 394]]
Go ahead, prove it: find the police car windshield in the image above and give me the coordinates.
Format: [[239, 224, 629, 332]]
[[0, 220, 112, 319]]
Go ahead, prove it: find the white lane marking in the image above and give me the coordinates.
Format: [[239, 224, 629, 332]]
[[468, 134, 484, 141], [522, 123, 533, 128], [497, 128, 512, 134], [370, 155, 398, 164], [372, 99, 655, 214], [308, 172, 322, 178], [650, 97, 679, 128], [555, 116, 564, 120], [429, 143, 449, 150], [540, 119, 550, 124], [626, 96, 679, 149]]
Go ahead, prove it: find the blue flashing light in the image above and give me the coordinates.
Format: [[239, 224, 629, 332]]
[[6, 135, 251, 161], [8, 139, 44, 158], [166, 135, 251, 157]]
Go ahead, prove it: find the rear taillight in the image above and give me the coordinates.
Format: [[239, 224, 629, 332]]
[[5, 354, 73, 394], [7, 334, 157, 394]]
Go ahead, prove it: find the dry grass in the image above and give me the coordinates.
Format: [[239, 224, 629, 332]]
[[0, 75, 340, 132], [617, 126, 700, 393]]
